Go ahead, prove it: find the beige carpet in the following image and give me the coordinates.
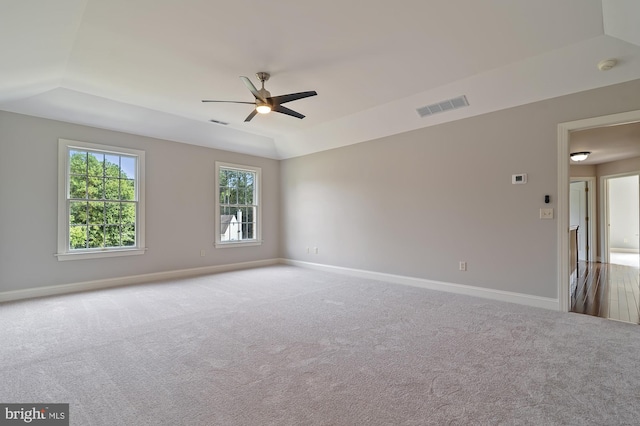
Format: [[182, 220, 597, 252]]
[[1, 265, 639, 425]]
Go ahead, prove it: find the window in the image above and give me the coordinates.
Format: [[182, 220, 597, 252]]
[[57, 139, 145, 260], [215, 162, 261, 247]]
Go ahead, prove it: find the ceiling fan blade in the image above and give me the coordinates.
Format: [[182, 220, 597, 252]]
[[202, 100, 255, 104], [244, 109, 258, 122], [240, 76, 264, 101], [268, 91, 317, 105], [272, 104, 305, 119]]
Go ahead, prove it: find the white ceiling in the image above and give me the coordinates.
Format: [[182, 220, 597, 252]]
[[2, 0, 640, 159]]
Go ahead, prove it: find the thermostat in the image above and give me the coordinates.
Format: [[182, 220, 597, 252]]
[[512, 173, 527, 184]]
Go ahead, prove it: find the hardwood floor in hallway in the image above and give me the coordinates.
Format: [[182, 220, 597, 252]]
[[571, 261, 640, 324]]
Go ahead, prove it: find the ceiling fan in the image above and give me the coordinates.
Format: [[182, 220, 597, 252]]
[[202, 72, 317, 122]]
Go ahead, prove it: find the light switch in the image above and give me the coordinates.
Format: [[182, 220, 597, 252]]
[[540, 208, 554, 219]]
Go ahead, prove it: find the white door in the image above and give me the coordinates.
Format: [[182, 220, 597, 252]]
[[570, 181, 588, 261]]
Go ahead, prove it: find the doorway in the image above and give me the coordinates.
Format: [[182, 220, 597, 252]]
[[557, 109, 640, 313], [602, 173, 640, 268]]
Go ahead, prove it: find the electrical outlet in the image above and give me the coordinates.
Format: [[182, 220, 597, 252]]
[[200, 250, 206, 257], [306, 247, 310, 254], [314, 247, 319, 254], [459, 261, 467, 271]]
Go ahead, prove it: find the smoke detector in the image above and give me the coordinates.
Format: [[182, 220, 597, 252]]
[[597, 59, 617, 71]]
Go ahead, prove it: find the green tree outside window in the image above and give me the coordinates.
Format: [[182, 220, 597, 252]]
[[68, 150, 137, 250]]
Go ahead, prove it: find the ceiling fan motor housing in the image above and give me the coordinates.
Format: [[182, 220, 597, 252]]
[[256, 72, 270, 83], [256, 72, 271, 102], [258, 88, 271, 101]]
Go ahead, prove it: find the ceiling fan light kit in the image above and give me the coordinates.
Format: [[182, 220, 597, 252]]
[[256, 104, 272, 114], [202, 72, 317, 122]]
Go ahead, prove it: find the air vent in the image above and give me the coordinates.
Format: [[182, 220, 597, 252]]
[[416, 95, 469, 118], [209, 119, 229, 125]]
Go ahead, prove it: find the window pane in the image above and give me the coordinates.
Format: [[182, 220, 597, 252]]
[[104, 178, 120, 200], [69, 151, 87, 175], [69, 176, 87, 199], [237, 207, 245, 240], [122, 224, 135, 246], [61, 140, 144, 255], [69, 202, 87, 225], [120, 179, 135, 201], [121, 203, 136, 224], [88, 152, 104, 177], [69, 225, 87, 249], [88, 201, 104, 225], [229, 185, 237, 204], [105, 155, 120, 178], [88, 225, 104, 248], [218, 186, 227, 204], [228, 170, 237, 189], [105, 202, 120, 224], [249, 207, 256, 240], [120, 156, 136, 179], [87, 176, 104, 199], [236, 185, 245, 204], [218, 166, 259, 244], [104, 225, 121, 247], [248, 181, 255, 203]]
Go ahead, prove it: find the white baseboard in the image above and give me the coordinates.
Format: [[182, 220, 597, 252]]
[[1, 258, 559, 311], [610, 248, 640, 254], [281, 259, 559, 311], [0, 259, 279, 303]]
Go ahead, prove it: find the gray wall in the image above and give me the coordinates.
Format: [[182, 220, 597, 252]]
[[281, 79, 640, 299], [570, 165, 596, 177], [0, 112, 280, 292], [3, 79, 640, 299]]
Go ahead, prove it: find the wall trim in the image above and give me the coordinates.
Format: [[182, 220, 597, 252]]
[[1, 257, 559, 310], [0, 259, 279, 303], [610, 248, 640, 254], [282, 259, 559, 311]]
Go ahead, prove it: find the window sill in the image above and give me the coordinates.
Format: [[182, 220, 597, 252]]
[[55, 248, 147, 261], [215, 240, 263, 249]]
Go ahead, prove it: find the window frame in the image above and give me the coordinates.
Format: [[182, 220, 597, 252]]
[[56, 139, 146, 261], [215, 161, 262, 248]]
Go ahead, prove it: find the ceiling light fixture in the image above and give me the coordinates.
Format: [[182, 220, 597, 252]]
[[256, 104, 271, 114], [570, 151, 591, 162]]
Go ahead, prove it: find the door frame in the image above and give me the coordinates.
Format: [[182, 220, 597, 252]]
[[557, 109, 640, 312], [601, 172, 640, 264]]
